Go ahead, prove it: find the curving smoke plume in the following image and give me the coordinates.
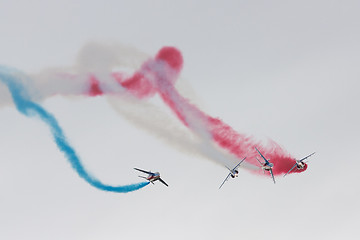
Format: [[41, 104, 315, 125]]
[[0, 43, 306, 190]]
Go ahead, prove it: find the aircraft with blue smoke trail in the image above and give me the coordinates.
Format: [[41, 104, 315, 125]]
[[283, 152, 316, 177], [255, 147, 276, 184], [219, 157, 247, 189], [134, 168, 168, 187]]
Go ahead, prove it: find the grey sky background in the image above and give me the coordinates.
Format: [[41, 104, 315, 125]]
[[0, 1, 359, 239]]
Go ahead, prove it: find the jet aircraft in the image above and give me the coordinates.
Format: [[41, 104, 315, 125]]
[[255, 147, 276, 184], [283, 152, 315, 177], [219, 157, 247, 189], [134, 168, 168, 187]]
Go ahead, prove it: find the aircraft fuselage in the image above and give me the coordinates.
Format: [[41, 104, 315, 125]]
[[230, 169, 239, 178], [262, 163, 273, 171], [147, 172, 160, 182], [296, 161, 306, 169]]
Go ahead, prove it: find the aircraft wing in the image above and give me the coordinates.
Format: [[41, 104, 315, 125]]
[[233, 157, 247, 170], [158, 178, 169, 187], [283, 163, 297, 177], [219, 173, 231, 189], [299, 152, 316, 162], [255, 147, 269, 164], [134, 168, 153, 175], [269, 169, 276, 184]]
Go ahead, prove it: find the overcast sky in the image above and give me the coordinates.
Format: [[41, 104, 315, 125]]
[[0, 1, 359, 239]]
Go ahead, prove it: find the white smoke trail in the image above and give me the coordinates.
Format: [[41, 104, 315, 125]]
[[107, 94, 256, 170], [0, 42, 142, 106]]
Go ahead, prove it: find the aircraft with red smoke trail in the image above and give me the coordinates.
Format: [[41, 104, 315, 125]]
[[134, 168, 168, 187], [255, 147, 276, 184], [283, 152, 316, 177], [219, 157, 247, 189]]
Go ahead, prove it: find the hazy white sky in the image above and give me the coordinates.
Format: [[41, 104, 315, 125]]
[[0, 1, 359, 239]]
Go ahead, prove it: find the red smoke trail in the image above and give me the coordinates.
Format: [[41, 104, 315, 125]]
[[86, 47, 305, 176], [89, 75, 103, 96]]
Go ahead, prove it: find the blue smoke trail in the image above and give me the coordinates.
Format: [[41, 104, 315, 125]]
[[0, 66, 149, 193]]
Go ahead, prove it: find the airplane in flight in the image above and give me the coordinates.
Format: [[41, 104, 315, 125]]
[[219, 157, 247, 189], [283, 152, 316, 177], [255, 147, 276, 184], [134, 168, 168, 187]]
